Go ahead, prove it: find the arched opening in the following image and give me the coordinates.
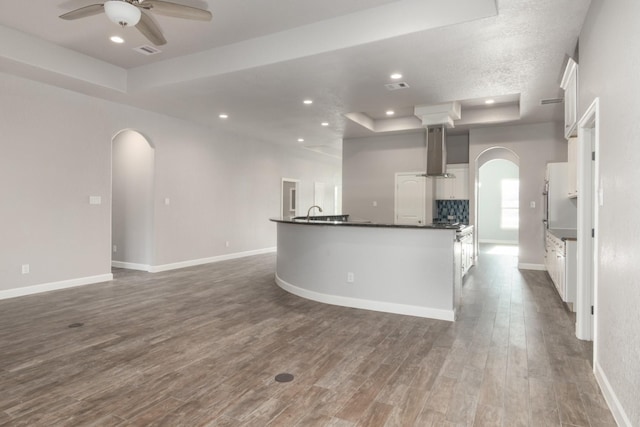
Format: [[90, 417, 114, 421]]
[[475, 147, 520, 258], [111, 130, 155, 271], [478, 159, 519, 244]]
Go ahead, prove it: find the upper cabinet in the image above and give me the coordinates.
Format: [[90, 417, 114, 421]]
[[561, 58, 579, 140], [567, 136, 578, 198], [436, 164, 469, 200]]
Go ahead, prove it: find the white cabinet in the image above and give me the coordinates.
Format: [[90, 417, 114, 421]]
[[561, 58, 578, 140], [544, 230, 564, 299], [544, 230, 577, 310], [459, 230, 474, 277], [436, 164, 469, 200], [567, 137, 578, 198]]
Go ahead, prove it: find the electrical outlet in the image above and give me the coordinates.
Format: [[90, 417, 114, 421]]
[[113, 245, 117, 253], [21, 264, 30, 274], [225, 241, 230, 247], [530, 201, 536, 208], [347, 272, 355, 283]]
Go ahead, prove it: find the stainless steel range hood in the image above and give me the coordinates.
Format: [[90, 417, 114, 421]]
[[423, 125, 454, 178]]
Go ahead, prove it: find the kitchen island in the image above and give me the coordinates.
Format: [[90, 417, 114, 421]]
[[270, 216, 473, 321]]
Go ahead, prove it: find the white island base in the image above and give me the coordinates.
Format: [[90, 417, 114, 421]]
[[274, 221, 463, 321]]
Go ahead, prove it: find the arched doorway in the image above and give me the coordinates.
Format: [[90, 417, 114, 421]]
[[478, 159, 519, 244], [111, 130, 155, 271], [474, 147, 520, 258]]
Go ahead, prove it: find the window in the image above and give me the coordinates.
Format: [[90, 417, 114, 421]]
[[501, 179, 519, 229]]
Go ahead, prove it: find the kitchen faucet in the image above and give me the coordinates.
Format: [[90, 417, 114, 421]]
[[306, 205, 323, 221]]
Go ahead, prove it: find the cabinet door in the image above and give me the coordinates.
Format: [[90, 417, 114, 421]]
[[435, 164, 469, 200], [567, 137, 578, 197], [452, 166, 469, 199], [435, 177, 449, 199], [557, 251, 566, 300], [561, 58, 578, 139]]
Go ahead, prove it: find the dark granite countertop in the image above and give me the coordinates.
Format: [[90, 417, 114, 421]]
[[270, 216, 473, 232], [548, 228, 577, 241]]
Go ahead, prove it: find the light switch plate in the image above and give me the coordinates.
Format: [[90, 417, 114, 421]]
[[89, 196, 101, 205]]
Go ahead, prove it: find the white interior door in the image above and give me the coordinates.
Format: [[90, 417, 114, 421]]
[[395, 173, 426, 225]]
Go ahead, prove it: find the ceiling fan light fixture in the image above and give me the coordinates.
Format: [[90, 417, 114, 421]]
[[104, 1, 141, 27]]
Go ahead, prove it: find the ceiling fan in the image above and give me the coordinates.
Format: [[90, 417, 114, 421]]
[[59, 0, 212, 46]]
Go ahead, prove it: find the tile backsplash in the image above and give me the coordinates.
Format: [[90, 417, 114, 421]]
[[435, 199, 469, 224]]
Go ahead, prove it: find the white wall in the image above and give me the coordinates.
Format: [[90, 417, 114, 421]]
[[0, 71, 341, 293], [469, 122, 566, 266], [343, 131, 468, 224], [579, 1, 640, 424], [478, 159, 519, 244], [342, 132, 428, 223]]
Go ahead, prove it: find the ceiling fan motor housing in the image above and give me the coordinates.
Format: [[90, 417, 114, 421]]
[[104, 0, 141, 27]]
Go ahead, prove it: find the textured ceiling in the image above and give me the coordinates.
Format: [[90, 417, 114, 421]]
[[0, 0, 591, 156]]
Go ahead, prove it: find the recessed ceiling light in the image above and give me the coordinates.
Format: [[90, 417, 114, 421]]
[[303, 99, 313, 105], [321, 122, 329, 126], [297, 138, 305, 142], [386, 110, 395, 116], [110, 36, 124, 44], [219, 113, 228, 119], [485, 99, 495, 105], [390, 73, 403, 79]]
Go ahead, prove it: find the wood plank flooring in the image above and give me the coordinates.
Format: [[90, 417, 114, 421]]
[[0, 245, 616, 426]]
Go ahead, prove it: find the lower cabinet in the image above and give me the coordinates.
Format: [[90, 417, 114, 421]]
[[544, 230, 577, 310], [459, 232, 474, 277]]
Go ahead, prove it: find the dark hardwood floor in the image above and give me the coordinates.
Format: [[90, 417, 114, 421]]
[[0, 245, 616, 426]]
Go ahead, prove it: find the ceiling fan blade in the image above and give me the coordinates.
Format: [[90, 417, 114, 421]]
[[136, 10, 167, 46], [59, 4, 104, 20], [140, 0, 212, 21]]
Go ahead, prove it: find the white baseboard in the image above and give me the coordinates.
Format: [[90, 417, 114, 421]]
[[0, 273, 113, 301], [518, 263, 546, 271], [275, 273, 455, 321], [479, 239, 518, 245], [594, 361, 633, 427], [111, 261, 151, 272], [149, 247, 277, 273]]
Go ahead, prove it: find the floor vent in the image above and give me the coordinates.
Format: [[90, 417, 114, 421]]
[[540, 97, 563, 105], [134, 45, 162, 55], [385, 82, 410, 90], [274, 373, 294, 383]]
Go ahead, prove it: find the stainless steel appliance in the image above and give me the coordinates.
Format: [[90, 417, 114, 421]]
[[543, 162, 577, 229]]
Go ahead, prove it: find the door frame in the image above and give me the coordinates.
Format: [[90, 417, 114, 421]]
[[576, 98, 599, 349], [394, 172, 426, 225], [281, 178, 300, 217]]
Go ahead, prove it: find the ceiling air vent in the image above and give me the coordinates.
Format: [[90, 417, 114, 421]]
[[540, 97, 563, 105], [385, 82, 410, 91], [134, 45, 162, 55]]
